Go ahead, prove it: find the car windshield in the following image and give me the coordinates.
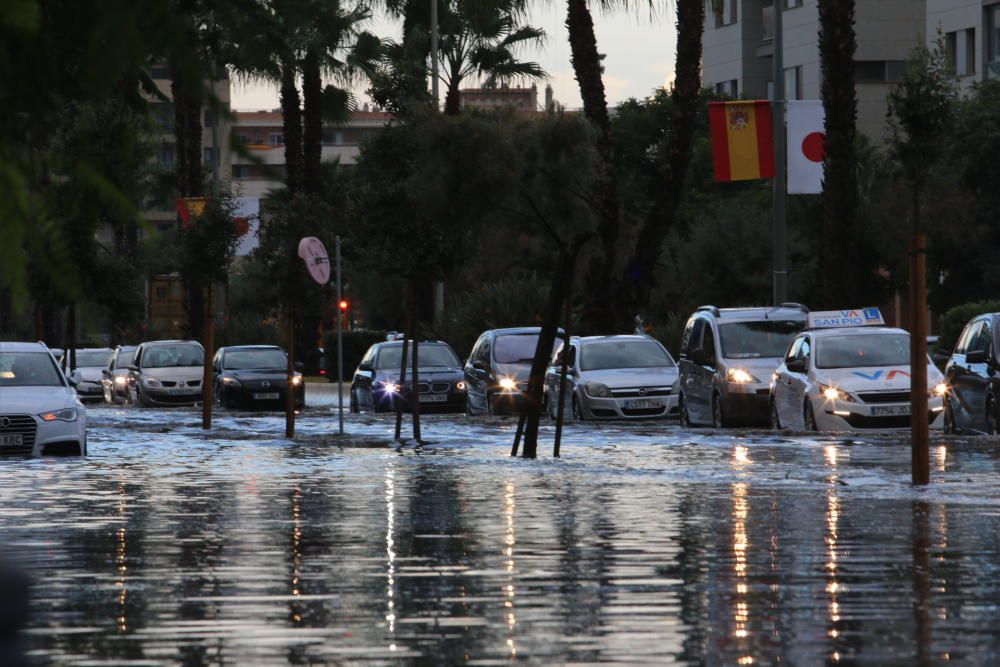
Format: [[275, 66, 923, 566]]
[[117, 349, 135, 367], [376, 345, 460, 370], [816, 333, 910, 369], [494, 334, 559, 365], [74, 350, 112, 367], [224, 349, 287, 370], [719, 320, 804, 359], [141, 345, 204, 368], [0, 352, 64, 387], [580, 340, 675, 371]]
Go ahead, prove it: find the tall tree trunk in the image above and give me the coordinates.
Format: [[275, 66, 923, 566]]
[[302, 47, 323, 195], [818, 0, 858, 308], [627, 0, 704, 315], [566, 0, 621, 333], [280, 57, 304, 195], [444, 84, 461, 115]]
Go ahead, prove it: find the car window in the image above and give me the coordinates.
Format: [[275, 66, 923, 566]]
[[680, 319, 695, 358], [973, 321, 992, 356], [0, 352, 64, 387], [815, 334, 909, 369], [75, 350, 112, 367], [785, 337, 803, 363], [362, 346, 376, 367], [494, 334, 557, 365], [702, 325, 716, 361], [956, 322, 978, 355], [118, 349, 135, 368], [377, 344, 460, 370], [141, 345, 204, 368], [718, 320, 804, 359], [798, 337, 811, 362], [686, 319, 705, 360], [580, 340, 674, 371], [225, 349, 287, 370]]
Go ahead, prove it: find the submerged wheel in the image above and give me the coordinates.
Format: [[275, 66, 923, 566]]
[[988, 397, 1000, 435], [572, 395, 584, 421], [804, 399, 818, 431], [943, 396, 955, 434], [679, 394, 693, 427], [711, 393, 725, 429], [770, 399, 782, 430]]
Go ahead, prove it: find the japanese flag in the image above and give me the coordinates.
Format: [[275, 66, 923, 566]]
[[787, 100, 825, 194]]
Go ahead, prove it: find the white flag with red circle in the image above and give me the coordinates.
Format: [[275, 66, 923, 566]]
[[787, 100, 825, 194]]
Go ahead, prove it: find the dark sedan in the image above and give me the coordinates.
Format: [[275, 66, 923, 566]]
[[464, 327, 563, 416], [350, 340, 466, 414], [944, 312, 1000, 434], [212, 345, 304, 410]]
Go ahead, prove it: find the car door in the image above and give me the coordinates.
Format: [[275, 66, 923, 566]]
[[785, 336, 812, 428], [966, 320, 993, 432], [548, 343, 577, 417], [687, 319, 716, 423], [947, 320, 980, 431], [774, 336, 803, 425], [355, 346, 377, 408], [464, 335, 491, 413]]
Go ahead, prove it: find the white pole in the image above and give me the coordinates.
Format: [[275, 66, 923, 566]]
[[336, 236, 344, 435]]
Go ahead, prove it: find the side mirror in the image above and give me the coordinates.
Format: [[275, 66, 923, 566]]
[[68, 370, 82, 387], [294, 361, 305, 372], [358, 362, 373, 372], [472, 360, 487, 372], [786, 358, 806, 374], [966, 349, 988, 365]]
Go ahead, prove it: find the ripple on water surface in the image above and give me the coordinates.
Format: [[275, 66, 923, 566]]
[[2, 406, 1000, 665]]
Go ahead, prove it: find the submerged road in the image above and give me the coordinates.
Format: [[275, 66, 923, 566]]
[[2, 401, 999, 665]]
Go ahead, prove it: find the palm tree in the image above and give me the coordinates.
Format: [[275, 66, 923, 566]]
[[437, 0, 546, 115]]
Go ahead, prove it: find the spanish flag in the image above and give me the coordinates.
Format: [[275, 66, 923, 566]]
[[709, 101, 775, 182]]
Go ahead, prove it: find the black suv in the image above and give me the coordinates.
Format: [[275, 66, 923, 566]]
[[944, 313, 1000, 434]]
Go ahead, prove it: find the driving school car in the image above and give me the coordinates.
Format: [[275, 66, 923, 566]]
[[770, 308, 947, 431]]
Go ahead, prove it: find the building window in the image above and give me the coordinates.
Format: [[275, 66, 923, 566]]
[[236, 133, 251, 144], [885, 60, 906, 82], [233, 165, 251, 179], [269, 133, 284, 146], [712, 0, 737, 28], [988, 5, 1000, 79], [946, 28, 976, 76], [714, 79, 738, 98], [784, 65, 802, 100], [855, 60, 905, 84]]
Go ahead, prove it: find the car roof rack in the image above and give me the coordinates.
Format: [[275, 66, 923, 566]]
[[779, 302, 809, 313], [696, 305, 721, 317]]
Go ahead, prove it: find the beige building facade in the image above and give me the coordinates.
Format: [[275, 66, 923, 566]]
[[926, 0, 1000, 93]]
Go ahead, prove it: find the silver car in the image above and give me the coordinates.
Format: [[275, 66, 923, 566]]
[[545, 335, 680, 420], [66, 348, 113, 403], [127, 340, 205, 407]]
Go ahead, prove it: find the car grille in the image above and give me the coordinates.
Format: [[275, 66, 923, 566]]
[[841, 412, 936, 429], [611, 387, 672, 398], [622, 406, 667, 417], [160, 380, 200, 389], [155, 394, 200, 405], [857, 391, 911, 404], [0, 415, 37, 455], [431, 382, 450, 393]]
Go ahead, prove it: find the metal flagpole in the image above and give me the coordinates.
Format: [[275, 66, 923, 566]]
[[336, 236, 344, 435], [431, 0, 439, 106], [772, 0, 788, 304]]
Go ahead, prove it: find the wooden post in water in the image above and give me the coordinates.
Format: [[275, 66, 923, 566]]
[[201, 284, 214, 429], [909, 233, 929, 485], [553, 269, 576, 458]]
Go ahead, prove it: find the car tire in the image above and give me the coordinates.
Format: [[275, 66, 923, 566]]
[[679, 394, 694, 427], [711, 393, 726, 429], [572, 395, 584, 421], [804, 399, 818, 431], [988, 396, 1000, 435], [770, 399, 783, 430], [943, 396, 956, 434], [136, 386, 152, 408], [486, 392, 496, 417]]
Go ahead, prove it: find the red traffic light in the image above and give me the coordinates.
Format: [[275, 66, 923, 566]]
[[338, 299, 349, 312]]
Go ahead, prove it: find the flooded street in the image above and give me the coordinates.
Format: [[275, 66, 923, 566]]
[[3, 402, 1000, 665]]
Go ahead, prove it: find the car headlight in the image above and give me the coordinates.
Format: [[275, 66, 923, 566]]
[[40, 407, 78, 422], [222, 376, 242, 387], [498, 377, 518, 392], [114, 376, 127, 385], [291, 374, 302, 386], [456, 381, 466, 391], [819, 383, 854, 402], [379, 381, 400, 394], [932, 382, 948, 397], [584, 382, 612, 398], [142, 377, 162, 388], [727, 368, 760, 384]]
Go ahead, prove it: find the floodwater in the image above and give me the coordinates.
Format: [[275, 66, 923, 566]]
[[3, 399, 1000, 665]]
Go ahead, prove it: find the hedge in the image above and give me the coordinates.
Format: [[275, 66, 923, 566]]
[[937, 301, 1000, 355]]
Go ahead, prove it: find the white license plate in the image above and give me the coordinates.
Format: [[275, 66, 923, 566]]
[[871, 405, 910, 417], [419, 394, 448, 403], [0, 434, 24, 447], [254, 392, 280, 400], [167, 387, 198, 395], [623, 399, 663, 410]]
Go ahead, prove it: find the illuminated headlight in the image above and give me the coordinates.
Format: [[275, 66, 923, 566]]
[[40, 407, 78, 422], [222, 376, 241, 386], [142, 377, 162, 388], [499, 377, 518, 392], [584, 382, 612, 398], [456, 381, 466, 391], [727, 368, 759, 384], [291, 374, 302, 386], [379, 381, 400, 394], [114, 376, 127, 385], [819, 384, 853, 402], [932, 382, 948, 397]]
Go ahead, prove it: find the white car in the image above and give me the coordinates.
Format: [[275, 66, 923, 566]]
[[128, 340, 205, 407], [66, 347, 113, 403], [545, 335, 680, 420], [770, 325, 947, 432], [0, 342, 87, 456]]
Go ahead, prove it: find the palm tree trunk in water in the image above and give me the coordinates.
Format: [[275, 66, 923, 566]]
[[627, 0, 703, 314], [280, 58, 304, 195], [522, 251, 572, 458], [818, 0, 858, 308], [566, 0, 621, 332], [302, 47, 323, 195]]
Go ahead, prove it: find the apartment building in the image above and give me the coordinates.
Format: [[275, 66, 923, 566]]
[[702, 0, 926, 139], [926, 0, 1000, 92]]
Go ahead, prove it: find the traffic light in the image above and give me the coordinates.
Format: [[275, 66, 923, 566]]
[[338, 299, 349, 313]]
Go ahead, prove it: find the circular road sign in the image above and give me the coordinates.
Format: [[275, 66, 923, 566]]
[[297, 236, 331, 285]]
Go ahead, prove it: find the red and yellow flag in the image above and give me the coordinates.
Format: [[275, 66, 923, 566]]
[[709, 101, 775, 182]]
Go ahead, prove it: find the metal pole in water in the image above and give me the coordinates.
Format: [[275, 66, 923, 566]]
[[772, 0, 788, 304], [336, 236, 344, 435]]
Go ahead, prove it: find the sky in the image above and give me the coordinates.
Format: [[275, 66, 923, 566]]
[[231, 5, 679, 111]]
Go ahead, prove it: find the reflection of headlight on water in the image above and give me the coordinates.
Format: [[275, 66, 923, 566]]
[[499, 378, 517, 392]]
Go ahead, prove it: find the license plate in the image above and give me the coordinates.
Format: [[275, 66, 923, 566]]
[[623, 399, 663, 410], [419, 394, 448, 403], [871, 405, 910, 417], [168, 387, 198, 395], [254, 392, 280, 400], [0, 434, 24, 447]]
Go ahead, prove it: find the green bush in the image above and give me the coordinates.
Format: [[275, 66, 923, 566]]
[[937, 300, 1000, 354], [323, 330, 389, 378]]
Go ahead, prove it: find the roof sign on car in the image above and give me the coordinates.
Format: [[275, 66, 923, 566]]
[[808, 308, 885, 329]]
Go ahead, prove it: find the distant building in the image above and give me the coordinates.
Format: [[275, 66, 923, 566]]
[[926, 0, 1000, 93], [701, 0, 926, 139], [459, 84, 540, 112]]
